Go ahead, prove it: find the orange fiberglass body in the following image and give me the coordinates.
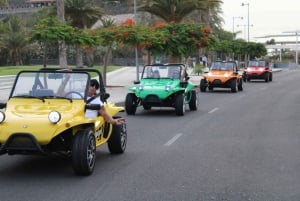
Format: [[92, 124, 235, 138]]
[[200, 61, 243, 93]]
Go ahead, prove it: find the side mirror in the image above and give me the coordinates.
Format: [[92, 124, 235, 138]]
[[0, 103, 6, 109], [101, 93, 110, 102], [85, 104, 101, 110]]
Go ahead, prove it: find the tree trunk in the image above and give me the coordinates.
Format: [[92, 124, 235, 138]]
[[56, 0, 68, 68], [75, 44, 84, 68], [86, 49, 94, 67], [168, 56, 180, 63], [43, 42, 48, 67], [102, 46, 112, 86]]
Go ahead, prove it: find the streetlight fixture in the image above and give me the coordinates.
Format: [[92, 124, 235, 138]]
[[232, 16, 243, 39], [241, 2, 250, 42]]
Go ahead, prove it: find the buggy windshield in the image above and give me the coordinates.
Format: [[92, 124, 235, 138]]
[[210, 62, 234, 70], [248, 60, 266, 67], [142, 64, 183, 79], [10, 70, 90, 100]]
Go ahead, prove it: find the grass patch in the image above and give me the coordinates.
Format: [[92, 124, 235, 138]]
[[0, 65, 121, 76]]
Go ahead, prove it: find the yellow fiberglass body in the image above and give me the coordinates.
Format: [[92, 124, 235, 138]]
[[0, 68, 127, 176]]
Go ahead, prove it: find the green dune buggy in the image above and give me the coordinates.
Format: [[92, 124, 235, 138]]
[[125, 63, 198, 116]]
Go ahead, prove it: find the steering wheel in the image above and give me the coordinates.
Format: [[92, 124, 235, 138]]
[[64, 91, 84, 99]]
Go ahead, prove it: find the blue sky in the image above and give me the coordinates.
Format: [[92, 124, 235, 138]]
[[221, 0, 300, 42]]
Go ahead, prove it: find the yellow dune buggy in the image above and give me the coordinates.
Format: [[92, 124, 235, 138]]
[[0, 68, 127, 176]]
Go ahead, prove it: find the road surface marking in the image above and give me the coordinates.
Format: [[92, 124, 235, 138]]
[[164, 133, 182, 146], [260, 87, 267, 90], [208, 107, 219, 114], [238, 94, 246, 99]]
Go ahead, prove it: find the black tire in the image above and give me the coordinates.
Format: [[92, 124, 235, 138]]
[[269, 73, 273, 82], [238, 79, 243, 91], [188, 90, 198, 111], [175, 94, 185, 116], [200, 79, 207, 92], [143, 104, 151, 110], [72, 129, 96, 176], [231, 79, 237, 93], [264, 73, 269, 82], [108, 121, 127, 154], [242, 73, 247, 82], [125, 93, 137, 115]]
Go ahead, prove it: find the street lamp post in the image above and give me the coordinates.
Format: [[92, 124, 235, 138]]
[[237, 24, 253, 41], [242, 3, 250, 42], [232, 16, 243, 39], [237, 24, 247, 40], [134, 0, 139, 81], [283, 30, 300, 64]]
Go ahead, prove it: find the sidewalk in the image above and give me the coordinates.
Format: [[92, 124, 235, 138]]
[[105, 67, 138, 105]]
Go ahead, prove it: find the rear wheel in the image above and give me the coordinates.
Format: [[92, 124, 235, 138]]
[[125, 93, 137, 115], [108, 121, 127, 154], [142, 104, 151, 110], [238, 79, 243, 91], [188, 90, 198, 111], [72, 129, 96, 176], [175, 94, 185, 116], [242, 73, 247, 82]]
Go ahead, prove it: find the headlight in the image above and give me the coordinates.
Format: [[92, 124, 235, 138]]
[[0, 111, 5, 123], [48, 111, 61, 124], [259, 67, 265, 71], [138, 84, 144, 90], [224, 73, 229, 77], [165, 84, 171, 91]]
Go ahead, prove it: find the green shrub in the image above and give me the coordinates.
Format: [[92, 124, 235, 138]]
[[193, 63, 204, 75]]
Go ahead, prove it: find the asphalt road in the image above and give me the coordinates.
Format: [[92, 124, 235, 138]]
[[0, 69, 300, 201]]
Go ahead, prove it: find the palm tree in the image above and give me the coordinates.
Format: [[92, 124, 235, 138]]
[[0, 0, 8, 7], [100, 17, 116, 86], [56, 0, 68, 68], [138, 0, 222, 62], [1, 16, 28, 66], [138, 0, 222, 23], [64, 0, 104, 68]]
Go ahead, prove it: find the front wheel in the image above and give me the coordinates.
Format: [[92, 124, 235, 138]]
[[231, 79, 238, 93], [175, 94, 185, 116], [72, 129, 96, 176], [125, 93, 137, 115], [264, 73, 269, 82], [200, 79, 207, 92], [108, 120, 127, 154]]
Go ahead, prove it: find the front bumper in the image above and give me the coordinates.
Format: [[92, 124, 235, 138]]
[[0, 133, 46, 155]]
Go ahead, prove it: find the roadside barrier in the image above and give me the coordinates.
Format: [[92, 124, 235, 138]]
[[0, 75, 15, 90]]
